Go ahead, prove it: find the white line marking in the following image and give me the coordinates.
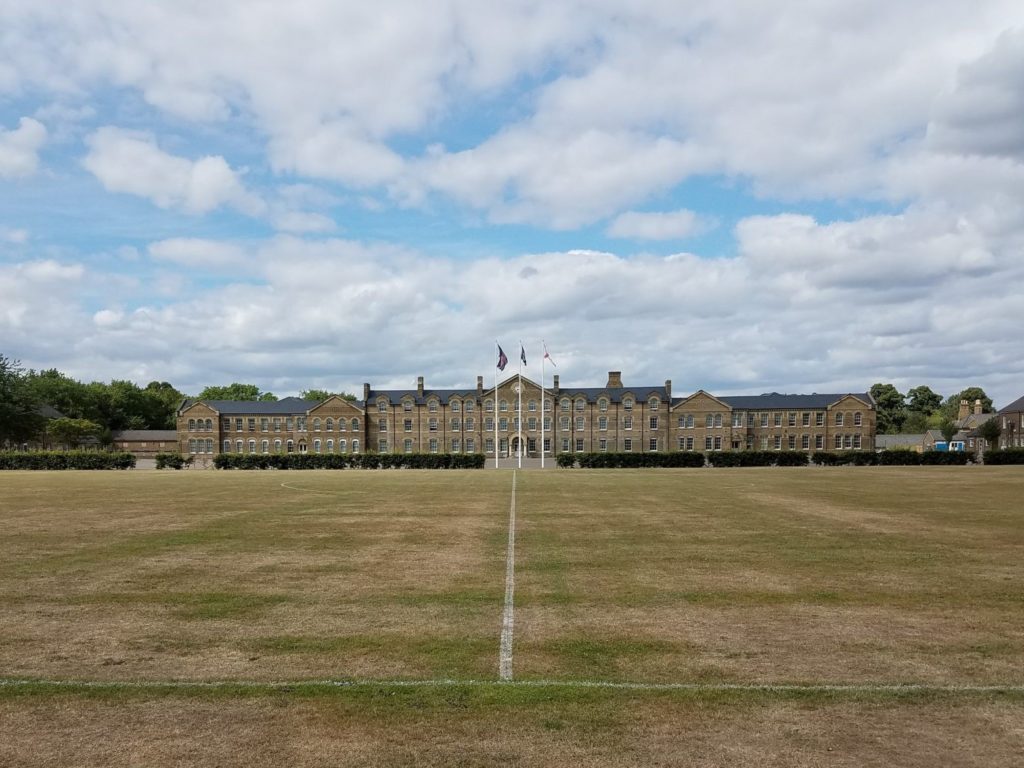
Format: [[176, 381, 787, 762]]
[[499, 470, 517, 681], [279, 481, 367, 496], [1, 678, 1022, 694]]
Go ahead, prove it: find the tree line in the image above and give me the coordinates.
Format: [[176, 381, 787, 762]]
[[869, 382, 997, 438], [0, 354, 354, 447]]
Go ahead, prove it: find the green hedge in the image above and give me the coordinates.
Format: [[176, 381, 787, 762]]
[[0, 450, 136, 470], [559, 452, 706, 468], [155, 453, 193, 469], [812, 450, 973, 466], [213, 452, 485, 470], [812, 451, 879, 466], [981, 448, 1024, 465], [706, 451, 810, 467]]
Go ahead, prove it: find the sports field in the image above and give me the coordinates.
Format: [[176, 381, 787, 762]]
[[1, 467, 1022, 766]]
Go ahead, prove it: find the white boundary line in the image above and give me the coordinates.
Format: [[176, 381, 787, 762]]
[[1, 678, 1022, 693], [499, 470, 517, 681], [279, 481, 367, 495]]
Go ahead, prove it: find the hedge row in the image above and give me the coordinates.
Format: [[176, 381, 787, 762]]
[[155, 453, 193, 469], [707, 451, 810, 467], [812, 450, 974, 466], [212, 452, 486, 470], [558, 452, 706, 469], [0, 450, 136, 470], [982, 448, 1024, 465], [557, 450, 984, 469]]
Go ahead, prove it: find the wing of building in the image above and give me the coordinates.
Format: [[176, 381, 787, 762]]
[[175, 371, 876, 464]]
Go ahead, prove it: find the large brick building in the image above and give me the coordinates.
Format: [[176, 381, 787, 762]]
[[177, 371, 876, 462]]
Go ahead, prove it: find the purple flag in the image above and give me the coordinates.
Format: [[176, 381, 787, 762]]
[[497, 344, 508, 371]]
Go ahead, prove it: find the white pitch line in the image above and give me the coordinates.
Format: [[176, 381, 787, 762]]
[[279, 481, 367, 496], [499, 470, 517, 681], [1, 678, 1022, 694]]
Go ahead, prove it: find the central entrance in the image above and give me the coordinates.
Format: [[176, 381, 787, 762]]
[[511, 436, 523, 458]]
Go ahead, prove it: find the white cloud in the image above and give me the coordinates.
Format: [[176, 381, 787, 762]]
[[1, 227, 29, 244], [0, 117, 46, 178], [607, 209, 710, 240], [148, 238, 248, 269], [82, 127, 265, 215]]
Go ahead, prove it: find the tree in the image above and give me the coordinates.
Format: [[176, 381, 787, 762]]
[[25, 368, 98, 422], [870, 383, 907, 434], [906, 385, 943, 416], [198, 383, 277, 402], [300, 389, 358, 402], [143, 381, 186, 429], [46, 417, 102, 448], [940, 387, 994, 420], [977, 417, 1001, 449], [939, 417, 958, 444], [902, 411, 929, 434], [0, 355, 45, 446]]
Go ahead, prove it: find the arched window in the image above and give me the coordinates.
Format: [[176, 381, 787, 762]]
[[325, 417, 334, 431], [560, 398, 570, 412], [351, 418, 359, 431], [205, 419, 213, 431], [236, 439, 243, 453], [223, 439, 231, 452], [528, 400, 537, 412], [313, 418, 321, 431], [378, 399, 389, 412], [464, 400, 474, 412], [326, 439, 334, 452], [623, 398, 634, 411], [274, 439, 282, 453], [338, 439, 346, 453], [598, 398, 608, 412], [499, 399, 509, 412], [247, 439, 255, 453], [351, 439, 359, 453], [188, 439, 197, 453], [261, 439, 268, 454], [575, 398, 585, 411], [484, 399, 494, 413], [451, 399, 461, 412], [403, 398, 414, 411], [205, 439, 213, 453], [428, 399, 439, 413], [648, 397, 660, 411], [337, 418, 346, 432], [313, 439, 321, 453], [465, 417, 474, 431], [188, 419, 196, 431]]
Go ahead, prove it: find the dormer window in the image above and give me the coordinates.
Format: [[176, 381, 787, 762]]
[[623, 398, 634, 412], [377, 399, 389, 412], [648, 397, 660, 411]]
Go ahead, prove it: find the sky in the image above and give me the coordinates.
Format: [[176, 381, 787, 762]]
[[2, 1, 1024, 405]]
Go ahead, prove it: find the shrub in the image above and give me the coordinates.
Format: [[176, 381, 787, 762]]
[[0, 450, 135, 470], [920, 451, 972, 465], [983, 448, 1024, 465], [560, 452, 704, 469], [555, 453, 577, 468], [211, 452, 485, 470], [775, 451, 811, 467], [155, 453, 192, 469]]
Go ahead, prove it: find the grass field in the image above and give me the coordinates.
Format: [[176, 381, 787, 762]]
[[1, 467, 1023, 766]]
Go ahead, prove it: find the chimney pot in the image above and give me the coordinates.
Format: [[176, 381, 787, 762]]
[[974, 398, 983, 415], [417, 376, 424, 396], [362, 383, 370, 402], [553, 374, 560, 394], [665, 379, 672, 400], [477, 375, 483, 396], [958, 399, 970, 421]]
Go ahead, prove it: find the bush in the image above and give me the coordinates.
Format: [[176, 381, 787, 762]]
[[555, 453, 577, 468], [211, 452, 485, 470], [560, 452, 705, 469], [813, 451, 877, 466], [920, 451, 972, 465], [983, 448, 1024, 465], [775, 451, 811, 467], [0, 450, 135, 470], [155, 453, 192, 469]]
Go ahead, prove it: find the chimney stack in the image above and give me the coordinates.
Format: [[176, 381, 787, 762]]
[[477, 375, 483, 396], [665, 379, 672, 400], [553, 374, 560, 395], [607, 371, 623, 388], [974, 399, 983, 416], [362, 383, 371, 402], [417, 376, 424, 397], [958, 399, 969, 421]]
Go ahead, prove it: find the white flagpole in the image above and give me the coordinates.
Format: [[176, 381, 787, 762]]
[[541, 341, 545, 469], [494, 341, 499, 469], [518, 340, 523, 469]]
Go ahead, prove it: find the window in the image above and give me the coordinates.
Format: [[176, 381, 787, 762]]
[[598, 398, 608, 412], [761, 436, 769, 449], [404, 418, 413, 432], [313, 418, 321, 431], [774, 435, 781, 450], [624, 438, 633, 452], [528, 400, 537, 412], [788, 435, 795, 450], [466, 438, 475, 452], [378, 400, 388, 412], [543, 400, 551, 412], [560, 398, 570, 412], [499, 417, 509, 431], [512, 417, 520, 431], [648, 397, 660, 411], [188, 439, 197, 454], [815, 435, 823, 449], [326, 439, 333, 452], [286, 440, 294, 453], [261, 439, 269, 454], [575, 399, 585, 411], [835, 412, 844, 427], [854, 412, 862, 427], [485, 417, 495, 431], [816, 412, 824, 427], [788, 412, 796, 427], [773, 413, 782, 427], [351, 439, 358, 453], [188, 419, 196, 432], [575, 416, 584, 431], [222, 419, 231, 432], [623, 398, 634, 411], [285, 418, 293, 432], [314, 439, 321, 453], [235, 439, 243, 453], [527, 437, 537, 453], [542, 417, 550, 431], [235, 417, 243, 431], [845, 434, 854, 449], [325, 418, 334, 431], [705, 437, 713, 450], [379, 439, 388, 452], [485, 437, 494, 454], [649, 416, 658, 430], [714, 414, 722, 428], [624, 415, 633, 430], [466, 417, 475, 431], [223, 440, 231, 452], [542, 437, 550, 453], [802, 413, 810, 427], [686, 437, 694, 451], [678, 437, 686, 450], [528, 417, 537, 431], [338, 439, 346, 454], [513, 399, 519, 412], [451, 400, 461, 413], [706, 414, 714, 428], [599, 438, 608, 452], [854, 434, 862, 449], [351, 418, 359, 431], [403, 399, 413, 412], [650, 437, 659, 451], [713, 436, 721, 451], [451, 418, 460, 432], [485, 399, 494, 413], [274, 439, 282, 453], [404, 439, 413, 454], [464, 400, 474, 413], [802, 434, 810, 450], [835, 434, 843, 449], [261, 418, 269, 432], [678, 416, 686, 429], [561, 438, 570, 452], [499, 399, 509, 412], [428, 399, 439, 413], [733, 413, 743, 428], [452, 438, 460, 453], [296, 417, 306, 432], [761, 413, 769, 427], [379, 420, 388, 432], [599, 416, 608, 431], [575, 438, 584, 452], [429, 418, 438, 432], [274, 418, 281, 432]]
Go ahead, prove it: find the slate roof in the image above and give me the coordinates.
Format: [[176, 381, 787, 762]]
[[557, 386, 670, 403], [672, 392, 873, 410], [180, 396, 319, 415], [876, 434, 925, 449], [999, 394, 1024, 413], [367, 388, 479, 406], [367, 384, 670, 405], [112, 430, 178, 441]]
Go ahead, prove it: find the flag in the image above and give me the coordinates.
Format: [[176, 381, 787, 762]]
[[543, 342, 556, 367], [496, 344, 508, 371], [520, 345, 527, 366]]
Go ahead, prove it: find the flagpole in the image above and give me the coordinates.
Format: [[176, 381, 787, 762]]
[[540, 341, 545, 469], [494, 341, 499, 469], [517, 341, 523, 469]]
